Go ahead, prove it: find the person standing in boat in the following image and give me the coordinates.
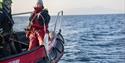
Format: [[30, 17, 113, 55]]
[[26, 0, 50, 50], [0, 0, 17, 57]]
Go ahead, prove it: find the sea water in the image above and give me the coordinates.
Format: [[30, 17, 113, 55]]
[[13, 14, 125, 63]]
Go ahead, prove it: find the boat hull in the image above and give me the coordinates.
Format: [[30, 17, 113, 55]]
[[0, 45, 49, 63], [0, 31, 64, 63]]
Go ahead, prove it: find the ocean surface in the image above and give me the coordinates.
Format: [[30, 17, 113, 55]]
[[13, 14, 125, 63]]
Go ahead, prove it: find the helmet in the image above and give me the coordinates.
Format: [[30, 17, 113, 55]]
[[34, 0, 44, 13], [37, 0, 43, 6], [34, 0, 44, 10]]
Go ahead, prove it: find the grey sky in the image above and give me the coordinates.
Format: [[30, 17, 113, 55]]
[[12, 0, 125, 15]]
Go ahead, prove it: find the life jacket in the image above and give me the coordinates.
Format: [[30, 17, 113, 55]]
[[29, 9, 50, 29], [0, 0, 13, 34], [38, 9, 50, 26]]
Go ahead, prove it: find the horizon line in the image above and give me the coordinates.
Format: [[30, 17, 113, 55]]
[[12, 13, 125, 17]]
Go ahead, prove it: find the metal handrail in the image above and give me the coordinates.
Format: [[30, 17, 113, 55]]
[[54, 10, 63, 33]]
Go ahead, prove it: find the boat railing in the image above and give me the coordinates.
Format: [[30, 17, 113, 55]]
[[54, 10, 63, 33]]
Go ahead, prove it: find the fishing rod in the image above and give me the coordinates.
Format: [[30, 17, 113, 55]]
[[12, 11, 32, 16]]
